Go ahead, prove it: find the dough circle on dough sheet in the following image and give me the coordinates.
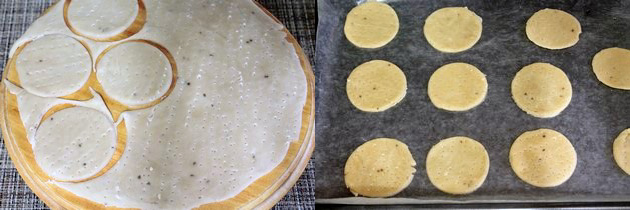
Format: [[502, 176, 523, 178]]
[[511, 63, 572, 118], [509, 128, 577, 188], [344, 2, 399, 48], [428, 63, 487, 111], [15, 34, 92, 98], [613, 128, 630, 175], [344, 138, 416, 197], [34, 106, 117, 181], [423, 7, 483, 53], [426, 137, 489, 195], [526, 8, 582, 49], [66, 0, 139, 39], [347, 60, 407, 112], [592, 47, 630, 90], [96, 41, 173, 106]]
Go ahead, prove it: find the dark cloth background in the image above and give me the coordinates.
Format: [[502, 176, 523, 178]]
[[0, 0, 317, 209]]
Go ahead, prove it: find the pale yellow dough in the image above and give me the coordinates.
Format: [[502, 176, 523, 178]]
[[344, 2, 399, 48], [344, 138, 416, 197], [428, 63, 487, 111], [510, 129, 577, 187], [526, 8, 581, 49], [613, 128, 630, 175], [347, 60, 407, 112], [511, 63, 572, 118], [592, 47, 630, 90], [423, 7, 482, 53], [426, 137, 489, 195]]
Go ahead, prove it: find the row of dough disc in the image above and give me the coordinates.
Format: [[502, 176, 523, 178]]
[[344, 128, 630, 197]]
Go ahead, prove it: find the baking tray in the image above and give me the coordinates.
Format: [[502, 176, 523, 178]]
[[314, 0, 630, 205]]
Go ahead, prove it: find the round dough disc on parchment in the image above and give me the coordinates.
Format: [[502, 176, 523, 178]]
[[509, 128, 577, 187], [346, 60, 407, 112], [423, 7, 483, 53], [344, 138, 416, 197], [426, 136, 489, 194], [344, 2, 399, 48], [428, 62, 487, 111], [67, 0, 139, 39], [34, 106, 117, 181], [526, 8, 581, 50], [511, 63, 572, 118], [613, 128, 630, 175], [592, 47, 630, 90]]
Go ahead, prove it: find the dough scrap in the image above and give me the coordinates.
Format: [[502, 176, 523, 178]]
[[423, 7, 482, 53], [613, 128, 630, 175], [426, 136, 489, 194], [344, 2, 399, 48], [526, 8, 581, 49], [16, 34, 91, 98], [344, 138, 416, 197], [34, 107, 117, 181], [509, 128, 577, 187], [511, 63, 572, 118], [346, 60, 407, 112], [592, 47, 630, 90], [428, 63, 487, 111]]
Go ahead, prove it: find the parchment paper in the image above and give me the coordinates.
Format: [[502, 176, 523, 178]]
[[314, 0, 630, 204]]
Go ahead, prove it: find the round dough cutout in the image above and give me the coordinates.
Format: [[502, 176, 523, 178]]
[[509, 128, 577, 187], [34, 106, 117, 181], [16, 34, 92, 98], [511, 63, 572, 118], [66, 0, 139, 39], [426, 137, 489, 194], [592, 47, 630, 90], [344, 138, 416, 197], [428, 63, 487, 111], [613, 128, 630, 175], [423, 7, 482, 53], [344, 2, 399, 48], [97, 41, 173, 106], [526, 8, 581, 49], [347, 60, 407, 112]]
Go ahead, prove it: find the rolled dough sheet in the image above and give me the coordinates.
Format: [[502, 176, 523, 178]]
[[525, 8, 581, 50], [511, 63, 572, 118], [346, 60, 407, 112], [423, 7, 482, 53], [344, 2, 399, 49], [34, 106, 117, 181], [509, 128, 577, 188], [426, 136, 489, 195], [96, 41, 173, 106], [427, 62, 487, 112], [15, 34, 91, 98], [592, 47, 630, 90], [66, 0, 139, 39], [344, 138, 416, 198]]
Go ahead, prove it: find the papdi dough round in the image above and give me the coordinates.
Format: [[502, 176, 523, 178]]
[[426, 137, 489, 194], [509, 128, 577, 187], [347, 60, 407, 112], [16, 34, 92, 98], [344, 2, 399, 48], [34, 107, 117, 181], [511, 63, 572, 118], [613, 128, 630, 175], [526, 9, 581, 49], [97, 41, 172, 106], [67, 0, 139, 39], [344, 138, 416, 197], [428, 63, 487, 111], [592, 47, 630, 90], [423, 7, 482, 53]]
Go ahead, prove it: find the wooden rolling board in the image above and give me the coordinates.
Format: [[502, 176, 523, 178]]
[[0, 1, 315, 209]]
